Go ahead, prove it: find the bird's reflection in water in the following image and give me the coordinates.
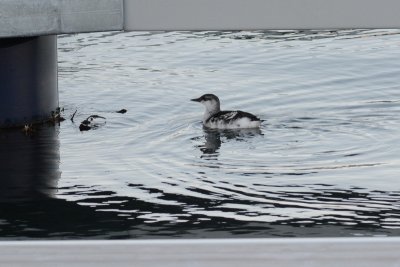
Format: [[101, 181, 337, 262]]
[[0, 125, 61, 202], [199, 127, 263, 159]]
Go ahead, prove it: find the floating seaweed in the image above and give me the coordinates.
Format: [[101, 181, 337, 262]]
[[22, 124, 35, 135], [70, 110, 78, 122], [50, 107, 66, 123], [116, 109, 127, 114], [79, 115, 106, 131]]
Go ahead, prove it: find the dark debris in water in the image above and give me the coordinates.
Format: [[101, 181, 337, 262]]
[[70, 110, 78, 122], [50, 107, 66, 123], [116, 109, 127, 114], [15, 107, 126, 133], [72, 108, 127, 131], [79, 115, 106, 132], [22, 124, 35, 135], [20, 107, 65, 136]]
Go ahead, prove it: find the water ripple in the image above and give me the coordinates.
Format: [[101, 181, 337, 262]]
[[3, 29, 400, 239]]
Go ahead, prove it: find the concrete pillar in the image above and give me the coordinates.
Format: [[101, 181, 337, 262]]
[[0, 35, 58, 128]]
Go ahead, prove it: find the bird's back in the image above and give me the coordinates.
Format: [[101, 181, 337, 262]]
[[205, 110, 261, 129]]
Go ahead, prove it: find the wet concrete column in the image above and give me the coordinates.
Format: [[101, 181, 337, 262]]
[[0, 35, 58, 127]]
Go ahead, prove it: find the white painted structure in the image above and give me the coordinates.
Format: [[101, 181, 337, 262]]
[[2, 0, 400, 36], [0, 0, 123, 37], [125, 0, 400, 30], [1, 238, 400, 266]]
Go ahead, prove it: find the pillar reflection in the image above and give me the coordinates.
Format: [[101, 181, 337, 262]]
[[0, 125, 60, 201]]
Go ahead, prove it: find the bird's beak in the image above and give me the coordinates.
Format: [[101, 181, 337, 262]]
[[191, 97, 201, 102]]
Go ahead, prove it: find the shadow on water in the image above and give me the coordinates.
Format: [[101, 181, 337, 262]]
[[0, 126, 61, 201], [1, 125, 400, 239], [1, 124, 400, 240], [0, 126, 112, 239], [0, 125, 148, 239]]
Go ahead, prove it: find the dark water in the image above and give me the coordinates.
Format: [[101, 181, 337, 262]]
[[1, 30, 400, 239]]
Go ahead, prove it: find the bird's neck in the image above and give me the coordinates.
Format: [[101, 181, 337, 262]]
[[203, 107, 220, 122]]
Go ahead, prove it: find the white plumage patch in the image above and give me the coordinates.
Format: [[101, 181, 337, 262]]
[[205, 115, 261, 129]]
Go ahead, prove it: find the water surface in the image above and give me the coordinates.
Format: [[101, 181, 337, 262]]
[[1, 30, 400, 239]]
